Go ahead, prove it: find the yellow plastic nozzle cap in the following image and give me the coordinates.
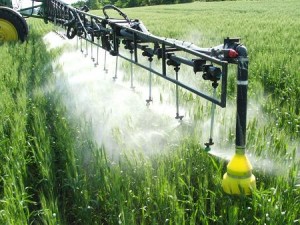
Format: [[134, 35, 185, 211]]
[[222, 153, 256, 195]]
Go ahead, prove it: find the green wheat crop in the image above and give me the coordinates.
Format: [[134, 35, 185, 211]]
[[0, 0, 299, 224]]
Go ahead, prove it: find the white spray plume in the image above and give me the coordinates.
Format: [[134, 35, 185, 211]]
[[44, 32, 197, 160], [43, 31, 299, 183]]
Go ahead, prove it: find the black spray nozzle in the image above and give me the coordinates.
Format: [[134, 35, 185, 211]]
[[224, 37, 240, 49], [202, 65, 221, 82], [80, 5, 89, 12]]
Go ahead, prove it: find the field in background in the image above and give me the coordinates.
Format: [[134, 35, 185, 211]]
[[119, 0, 300, 136], [0, 0, 299, 224]]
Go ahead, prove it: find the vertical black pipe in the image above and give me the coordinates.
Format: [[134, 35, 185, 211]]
[[162, 43, 166, 76], [235, 45, 248, 151], [133, 33, 138, 63], [221, 62, 228, 108]]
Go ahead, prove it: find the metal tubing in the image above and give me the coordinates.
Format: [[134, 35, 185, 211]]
[[77, 35, 227, 107], [176, 71, 179, 116], [91, 41, 94, 61], [85, 39, 88, 56], [120, 27, 224, 65], [174, 67, 183, 120], [104, 51, 107, 72], [209, 88, 217, 140], [130, 50, 134, 89], [169, 55, 194, 67], [76, 35, 79, 49], [146, 59, 153, 104], [118, 53, 223, 107], [113, 56, 118, 80], [95, 38, 99, 66]]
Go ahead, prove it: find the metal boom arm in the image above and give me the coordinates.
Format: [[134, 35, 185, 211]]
[[20, 1, 245, 108], [18, 0, 255, 195]]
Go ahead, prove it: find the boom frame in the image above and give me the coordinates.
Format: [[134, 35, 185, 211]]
[[18, 0, 249, 150], [0, 0, 256, 195]]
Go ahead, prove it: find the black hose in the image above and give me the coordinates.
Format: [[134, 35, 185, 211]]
[[102, 4, 130, 22]]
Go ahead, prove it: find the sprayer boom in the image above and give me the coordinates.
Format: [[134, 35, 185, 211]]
[[1, 0, 256, 195], [45, 2, 241, 106]]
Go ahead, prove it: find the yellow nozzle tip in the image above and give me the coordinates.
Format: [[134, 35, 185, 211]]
[[222, 173, 256, 195], [222, 153, 256, 195]]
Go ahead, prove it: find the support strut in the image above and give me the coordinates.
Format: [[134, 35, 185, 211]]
[[80, 37, 83, 53], [104, 50, 108, 73], [174, 66, 183, 120], [85, 39, 88, 57], [205, 82, 218, 151], [91, 41, 95, 61], [146, 56, 153, 105], [113, 56, 118, 80], [95, 38, 100, 66], [76, 36, 79, 50], [130, 49, 134, 89]]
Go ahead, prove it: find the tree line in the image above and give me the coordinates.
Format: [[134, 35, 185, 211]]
[[72, 0, 232, 10]]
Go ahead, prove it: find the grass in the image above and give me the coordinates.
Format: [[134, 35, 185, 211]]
[[0, 0, 299, 224], [0, 30, 58, 223]]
